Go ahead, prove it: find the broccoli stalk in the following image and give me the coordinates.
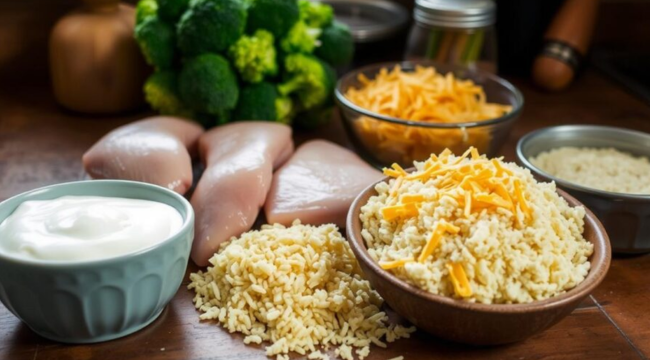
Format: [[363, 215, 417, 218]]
[[177, 0, 247, 56], [280, 21, 321, 54], [229, 30, 278, 83], [277, 54, 335, 110], [144, 71, 193, 118], [315, 21, 354, 67], [178, 54, 239, 115], [298, 0, 333, 29], [246, 0, 299, 38], [233, 82, 294, 124], [134, 15, 176, 70]]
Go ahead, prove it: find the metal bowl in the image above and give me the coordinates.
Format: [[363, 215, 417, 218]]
[[516, 125, 650, 254]]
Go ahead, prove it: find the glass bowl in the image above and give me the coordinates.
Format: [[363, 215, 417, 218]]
[[335, 60, 524, 168]]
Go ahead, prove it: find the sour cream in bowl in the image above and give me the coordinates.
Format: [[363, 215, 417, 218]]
[[0, 180, 194, 343]]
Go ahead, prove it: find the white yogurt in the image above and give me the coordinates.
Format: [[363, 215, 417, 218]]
[[0, 196, 183, 262]]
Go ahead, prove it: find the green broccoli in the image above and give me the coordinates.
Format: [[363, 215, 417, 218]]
[[178, 54, 239, 114], [158, 0, 190, 21], [229, 30, 278, 83], [144, 71, 194, 117], [135, 0, 158, 24], [277, 53, 335, 110], [315, 21, 354, 67], [177, 0, 247, 56], [134, 16, 176, 70], [233, 82, 294, 123], [294, 104, 333, 129], [195, 110, 231, 127], [280, 21, 321, 54], [247, 0, 299, 38], [298, 0, 333, 29]]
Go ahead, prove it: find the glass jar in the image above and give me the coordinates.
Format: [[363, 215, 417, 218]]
[[405, 0, 498, 73]]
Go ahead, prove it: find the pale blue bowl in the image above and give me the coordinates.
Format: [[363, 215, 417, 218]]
[[0, 180, 194, 343]]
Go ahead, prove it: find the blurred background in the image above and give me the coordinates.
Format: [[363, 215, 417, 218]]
[[1, 0, 648, 86]]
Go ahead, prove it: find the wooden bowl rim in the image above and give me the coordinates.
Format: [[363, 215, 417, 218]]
[[347, 174, 612, 314]]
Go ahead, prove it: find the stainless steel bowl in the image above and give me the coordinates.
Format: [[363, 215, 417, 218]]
[[516, 125, 650, 254]]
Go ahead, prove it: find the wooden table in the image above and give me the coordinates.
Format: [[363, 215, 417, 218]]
[[1, 70, 650, 360]]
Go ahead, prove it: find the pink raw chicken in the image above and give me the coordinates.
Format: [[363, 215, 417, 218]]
[[191, 122, 293, 266], [265, 140, 383, 228], [82, 116, 204, 194]]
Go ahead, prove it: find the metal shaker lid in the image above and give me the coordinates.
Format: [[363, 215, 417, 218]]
[[414, 0, 496, 29]]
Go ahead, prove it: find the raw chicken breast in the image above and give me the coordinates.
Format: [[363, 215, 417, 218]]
[[83, 116, 204, 194], [265, 140, 383, 228], [191, 122, 293, 266]]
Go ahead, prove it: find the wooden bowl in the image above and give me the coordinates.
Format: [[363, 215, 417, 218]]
[[347, 180, 611, 345]]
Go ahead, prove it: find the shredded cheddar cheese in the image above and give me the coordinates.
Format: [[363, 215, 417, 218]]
[[346, 65, 512, 165], [361, 147, 594, 304], [447, 263, 472, 297], [381, 147, 530, 223]]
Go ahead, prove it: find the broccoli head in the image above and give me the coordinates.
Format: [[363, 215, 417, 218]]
[[298, 0, 333, 29], [135, 0, 158, 24], [134, 16, 176, 70], [144, 71, 193, 118], [247, 0, 299, 39], [177, 0, 247, 56], [280, 21, 321, 54], [315, 21, 354, 67], [294, 104, 333, 129], [158, 0, 190, 21], [229, 30, 278, 83], [178, 54, 239, 114], [277, 53, 335, 110], [233, 82, 294, 124]]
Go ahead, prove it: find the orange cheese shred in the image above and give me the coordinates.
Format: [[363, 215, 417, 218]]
[[447, 262, 472, 297], [379, 257, 414, 270]]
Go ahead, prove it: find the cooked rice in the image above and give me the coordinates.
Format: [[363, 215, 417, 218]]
[[360, 149, 594, 304], [530, 146, 650, 194], [188, 221, 415, 360]]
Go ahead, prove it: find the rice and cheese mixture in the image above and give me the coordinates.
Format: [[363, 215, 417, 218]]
[[360, 148, 594, 304], [189, 221, 415, 360], [530, 146, 650, 194]]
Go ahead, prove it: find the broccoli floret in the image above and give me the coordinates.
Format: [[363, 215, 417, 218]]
[[195, 110, 231, 127], [134, 16, 176, 70], [280, 21, 321, 54], [298, 0, 333, 29], [178, 54, 239, 114], [144, 71, 194, 118], [315, 21, 354, 67], [158, 0, 190, 21], [277, 53, 335, 110], [294, 104, 333, 129], [177, 0, 247, 56], [135, 0, 158, 24], [233, 82, 294, 124], [229, 30, 278, 83], [247, 0, 299, 38]]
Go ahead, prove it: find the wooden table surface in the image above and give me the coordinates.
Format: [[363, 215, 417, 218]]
[[1, 70, 650, 360]]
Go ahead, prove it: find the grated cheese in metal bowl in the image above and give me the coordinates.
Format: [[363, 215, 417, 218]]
[[188, 221, 415, 360], [530, 146, 650, 195], [360, 148, 594, 304]]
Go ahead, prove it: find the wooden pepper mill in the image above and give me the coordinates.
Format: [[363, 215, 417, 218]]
[[50, 0, 148, 114], [532, 0, 599, 91]]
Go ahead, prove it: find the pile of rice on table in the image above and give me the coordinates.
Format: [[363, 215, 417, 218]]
[[530, 146, 650, 194], [360, 147, 594, 304], [189, 221, 415, 360]]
